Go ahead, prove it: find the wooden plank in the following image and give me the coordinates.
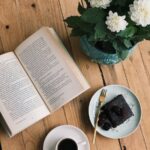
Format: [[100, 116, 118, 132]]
[[121, 47, 149, 150], [0, 1, 27, 149], [0, 1, 23, 51], [126, 41, 150, 150], [37, 1, 105, 150], [0, 133, 25, 150], [58, 0, 121, 150], [14, 0, 68, 150], [139, 41, 150, 83], [100, 47, 147, 150], [36, 0, 71, 53], [0, 0, 148, 150], [0, 0, 68, 149], [0, 0, 71, 149], [0, 38, 4, 54]]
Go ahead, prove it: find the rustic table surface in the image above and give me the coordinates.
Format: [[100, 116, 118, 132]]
[[0, 0, 150, 150]]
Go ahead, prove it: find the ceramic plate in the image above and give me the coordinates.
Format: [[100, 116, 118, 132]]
[[89, 85, 142, 139], [43, 125, 90, 150]]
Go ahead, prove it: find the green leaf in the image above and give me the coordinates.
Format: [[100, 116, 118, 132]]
[[81, 8, 106, 23], [144, 25, 150, 31], [94, 21, 107, 39], [78, 3, 86, 14], [106, 32, 116, 41], [111, 0, 127, 7], [71, 28, 85, 36], [117, 26, 137, 38], [123, 39, 132, 48], [113, 40, 130, 60], [132, 25, 150, 42], [133, 34, 150, 43], [111, 0, 134, 7], [117, 50, 130, 60], [64, 16, 83, 28], [88, 34, 96, 42], [113, 40, 128, 51], [65, 16, 94, 33], [112, 0, 133, 7]]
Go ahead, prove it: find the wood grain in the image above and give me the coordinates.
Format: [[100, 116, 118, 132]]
[[0, 0, 150, 150], [100, 51, 147, 150], [58, 0, 121, 150]]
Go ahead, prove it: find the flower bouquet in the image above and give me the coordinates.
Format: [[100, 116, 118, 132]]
[[65, 0, 150, 64]]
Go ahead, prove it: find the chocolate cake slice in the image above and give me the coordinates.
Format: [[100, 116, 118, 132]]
[[98, 95, 134, 130], [98, 112, 112, 130]]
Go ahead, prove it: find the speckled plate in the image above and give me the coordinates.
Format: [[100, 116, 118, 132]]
[[89, 85, 142, 139]]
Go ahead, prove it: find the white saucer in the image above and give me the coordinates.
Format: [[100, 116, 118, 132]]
[[43, 125, 90, 150], [89, 85, 142, 139]]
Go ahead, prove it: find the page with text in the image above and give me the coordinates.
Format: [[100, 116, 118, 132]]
[[0, 52, 49, 136], [15, 27, 90, 113]]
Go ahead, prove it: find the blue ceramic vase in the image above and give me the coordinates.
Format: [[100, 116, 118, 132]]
[[80, 36, 137, 65]]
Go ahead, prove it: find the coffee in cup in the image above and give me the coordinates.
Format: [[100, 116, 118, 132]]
[[55, 138, 78, 150]]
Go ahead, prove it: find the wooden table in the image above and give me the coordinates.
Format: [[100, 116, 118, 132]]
[[0, 0, 150, 150]]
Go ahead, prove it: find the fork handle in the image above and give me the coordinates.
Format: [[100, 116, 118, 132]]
[[93, 123, 98, 144], [92, 108, 101, 144]]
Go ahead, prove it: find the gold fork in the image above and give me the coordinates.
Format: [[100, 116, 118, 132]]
[[93, 89, 107, 144]]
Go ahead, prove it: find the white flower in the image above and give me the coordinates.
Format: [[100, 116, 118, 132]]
[[129, 0, 150, 27], [105, 11, 128, 32], [89, 0, 112, 9]]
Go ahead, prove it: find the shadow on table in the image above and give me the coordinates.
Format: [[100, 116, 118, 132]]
[[79, 96, 95, 133]]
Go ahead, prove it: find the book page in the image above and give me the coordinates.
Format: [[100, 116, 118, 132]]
[[15, 27, 90, 113], [0, 52, 49, 136]]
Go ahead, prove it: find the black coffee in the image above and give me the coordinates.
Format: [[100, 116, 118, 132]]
[[58, 138, 78, 150]]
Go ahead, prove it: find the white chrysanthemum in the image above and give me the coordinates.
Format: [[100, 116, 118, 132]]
[[89, 0, 112, 9], [105, 11, 128, 32], [129, 0, 150, 27]]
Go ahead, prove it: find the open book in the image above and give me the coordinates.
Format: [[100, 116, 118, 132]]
[[0, 27, 90, 137]]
